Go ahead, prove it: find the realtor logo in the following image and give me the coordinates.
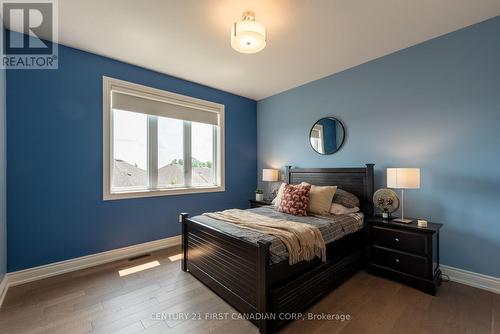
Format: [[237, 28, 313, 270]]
[[1, 0, 58, 69]]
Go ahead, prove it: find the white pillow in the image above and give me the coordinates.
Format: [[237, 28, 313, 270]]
[[272, 183, 286, 206], [330, 203, 360, 215], [300, 182, 337, 215]]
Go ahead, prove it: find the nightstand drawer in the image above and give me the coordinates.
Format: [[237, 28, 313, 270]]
[[371, 246, 428, 278], [371, 226, 427, 255]]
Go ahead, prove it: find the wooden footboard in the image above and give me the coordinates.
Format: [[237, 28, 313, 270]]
[[180, 213, 365, 334], [180, 213, 271, 333]]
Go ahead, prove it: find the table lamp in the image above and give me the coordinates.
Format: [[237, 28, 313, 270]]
[[262, 169, 279, 200], [387, 168, 420, 223]]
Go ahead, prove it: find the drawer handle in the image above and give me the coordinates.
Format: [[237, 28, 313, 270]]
[[395, 258, 400, 263], [394, 237, 400, 242]]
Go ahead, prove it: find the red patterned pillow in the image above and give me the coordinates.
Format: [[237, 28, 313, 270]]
[[278, 184, 311, 216]]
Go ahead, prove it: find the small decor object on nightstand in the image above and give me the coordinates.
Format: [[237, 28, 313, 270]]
[[417, 219, 428, 228], [373, 188, 400, 219], [387, 168, 420, 224], [255, 188, 264, 201]]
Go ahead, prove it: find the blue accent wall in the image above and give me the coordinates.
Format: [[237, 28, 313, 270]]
[[7, 38, 257, 272], [258, 17, 500, 277]]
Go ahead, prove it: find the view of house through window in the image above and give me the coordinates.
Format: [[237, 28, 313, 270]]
[[112, 113, 217, 190], [112, 110, 148, 188], [191, 122, 215, 186], [157, 116, 184, 187]]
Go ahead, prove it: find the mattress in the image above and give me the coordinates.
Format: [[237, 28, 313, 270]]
[[191, 206, 364, 265]]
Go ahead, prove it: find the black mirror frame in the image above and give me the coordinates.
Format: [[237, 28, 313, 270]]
[[308, 117, 346, 155]]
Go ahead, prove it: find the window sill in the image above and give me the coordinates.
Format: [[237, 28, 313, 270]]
[[103, 185, 225, 201]]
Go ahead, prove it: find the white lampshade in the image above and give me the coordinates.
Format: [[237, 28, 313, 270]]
[[387, 168, 420, 189], [262, 169, 279, 182], [231, 11, 266, 54]]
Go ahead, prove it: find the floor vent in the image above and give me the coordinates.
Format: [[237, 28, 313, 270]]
[[128, 254, 151, 261]]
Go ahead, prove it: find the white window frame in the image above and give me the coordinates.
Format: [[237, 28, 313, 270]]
[[103, 76, 225, 200]]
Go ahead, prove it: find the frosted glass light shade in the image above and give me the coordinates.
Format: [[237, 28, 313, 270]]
[[231, 12, 266, 54], [387, 168, 420, 189], [262, 169, 279, 182]]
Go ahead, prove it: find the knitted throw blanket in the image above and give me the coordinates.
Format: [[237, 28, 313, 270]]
[[203, 209, 326, 265]]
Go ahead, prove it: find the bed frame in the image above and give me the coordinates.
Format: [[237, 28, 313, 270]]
[[180, 164, 374, 333]]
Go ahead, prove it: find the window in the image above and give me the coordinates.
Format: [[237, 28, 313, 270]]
[[157, 116, 184, 188], [103, 77, 224, 200], [191, 122, 215, 186], [310, 124, 324, 154]]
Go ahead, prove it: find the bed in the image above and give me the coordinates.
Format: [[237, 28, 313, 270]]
[[180, 164, 374, 333]]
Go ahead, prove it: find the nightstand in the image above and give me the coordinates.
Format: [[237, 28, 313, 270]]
[[249, 199, 273, 208], [366, 216, 443, 295]]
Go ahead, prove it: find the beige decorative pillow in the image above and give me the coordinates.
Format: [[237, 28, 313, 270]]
[[301, 182, 337, 215], [272, 182, 286, 206]]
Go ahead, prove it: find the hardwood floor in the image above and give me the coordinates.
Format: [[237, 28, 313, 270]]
[[0, 246, 498, 334]]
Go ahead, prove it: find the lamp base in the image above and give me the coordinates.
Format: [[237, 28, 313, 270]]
[[393, 217, 414, 224]]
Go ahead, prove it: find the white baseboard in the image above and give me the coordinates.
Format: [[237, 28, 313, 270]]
[[0, 274, 7, 307], [441, 265, 500, 294], [1, 240, 497, 308], [0, 235, 181, 307]]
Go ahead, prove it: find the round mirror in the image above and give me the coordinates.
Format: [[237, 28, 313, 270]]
[[309, 117, 345, 155]]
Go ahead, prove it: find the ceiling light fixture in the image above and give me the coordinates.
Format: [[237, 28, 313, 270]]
[[231, 11, 266, 54]]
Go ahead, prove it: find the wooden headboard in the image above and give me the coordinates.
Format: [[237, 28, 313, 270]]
[[285, 164, 374, 216]]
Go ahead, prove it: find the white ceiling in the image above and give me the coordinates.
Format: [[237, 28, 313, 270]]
[[16, 1, 500, 100]]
